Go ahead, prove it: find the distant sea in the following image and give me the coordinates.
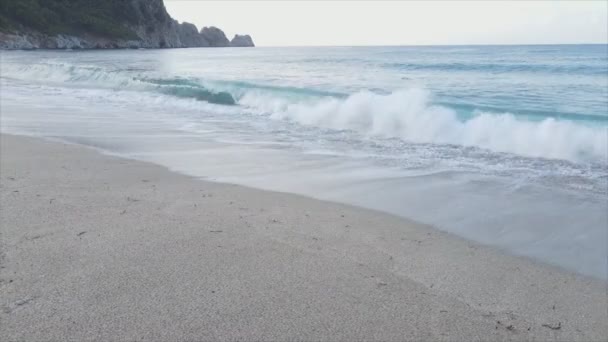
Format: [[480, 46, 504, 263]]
[[1, 45, 606, 278]]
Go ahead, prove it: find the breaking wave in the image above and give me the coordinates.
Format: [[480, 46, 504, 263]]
[[0, 62, 237, 105], [240, 89, 607, 163], [2, 61, 606, 163]]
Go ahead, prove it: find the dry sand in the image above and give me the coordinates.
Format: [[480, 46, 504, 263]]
[[1, 133, 606, 341]]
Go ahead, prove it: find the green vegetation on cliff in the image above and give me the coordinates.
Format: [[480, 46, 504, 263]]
[[0, 0, 141, 39]]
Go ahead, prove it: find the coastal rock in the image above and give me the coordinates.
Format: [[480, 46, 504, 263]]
[[0, 32, 37, 50], [178, 22, 210, 47], [53, 35, 87, 49], [230, 34, 255, 47], [0, 0, 253, 50], [200, 27, 230, 47], [127, 0, 182, 49]]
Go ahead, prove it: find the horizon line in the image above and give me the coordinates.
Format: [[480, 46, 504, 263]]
[[252, 42, 608, 48]]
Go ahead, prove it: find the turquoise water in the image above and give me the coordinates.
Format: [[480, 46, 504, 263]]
[[1, 45, 607, 278]]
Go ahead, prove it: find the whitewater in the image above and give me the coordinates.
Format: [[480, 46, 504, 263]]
[[1, 45, 607, 278]]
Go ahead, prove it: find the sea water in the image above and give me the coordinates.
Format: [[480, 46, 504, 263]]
[[1, 45, 606, 278]]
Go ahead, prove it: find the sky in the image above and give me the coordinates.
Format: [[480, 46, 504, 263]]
[[164, 0, 608, 47]]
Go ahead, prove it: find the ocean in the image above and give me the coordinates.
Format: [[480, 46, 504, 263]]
[[1, 45, 606, 278]]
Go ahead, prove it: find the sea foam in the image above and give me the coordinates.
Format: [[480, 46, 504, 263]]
[[240, 89, 607, 163], [3, 61, 607, 164]]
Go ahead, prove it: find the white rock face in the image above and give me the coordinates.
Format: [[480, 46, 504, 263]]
[[0, 33, 37, 50]]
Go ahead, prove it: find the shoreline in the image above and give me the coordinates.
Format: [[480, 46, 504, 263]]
[[1, 133, 606, 341], [13, 132, 606, 281], [11, 131, 607, 280]]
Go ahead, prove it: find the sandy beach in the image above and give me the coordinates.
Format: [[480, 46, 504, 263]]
[[1, 133, 606, 341]]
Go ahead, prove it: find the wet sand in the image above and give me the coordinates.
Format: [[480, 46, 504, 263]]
[[1, 134, 606, 341]]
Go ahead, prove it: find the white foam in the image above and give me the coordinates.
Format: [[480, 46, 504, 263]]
[[240, 89, 607, 163], [3, 61, 606, 163]]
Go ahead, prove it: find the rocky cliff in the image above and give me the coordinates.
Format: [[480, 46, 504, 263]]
[[0, 0, 254, 49], [231, 34, 255, 47], [200, 26, 230, 47]]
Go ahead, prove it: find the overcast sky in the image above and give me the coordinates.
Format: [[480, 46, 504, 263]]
[[164, 0, 608, 47]]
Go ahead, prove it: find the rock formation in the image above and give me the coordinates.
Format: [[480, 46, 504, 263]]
[[177, 22, 210, 48], [200, 26, 230, 47], [231, 35, 255, 47], [0, 0, 253, 49]]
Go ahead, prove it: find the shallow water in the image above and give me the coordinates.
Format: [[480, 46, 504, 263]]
[[1, 45, 606, 278]]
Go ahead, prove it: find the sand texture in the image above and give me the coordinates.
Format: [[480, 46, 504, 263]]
[[1, 134, 606, 341]]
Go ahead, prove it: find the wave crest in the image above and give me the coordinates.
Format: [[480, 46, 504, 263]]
[[241, 89, 607, 163], [1, 63, 236, 105], [2, 61, 606, 163]]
